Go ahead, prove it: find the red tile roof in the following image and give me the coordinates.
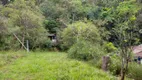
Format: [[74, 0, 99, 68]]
[[132, 44, 142, 57]]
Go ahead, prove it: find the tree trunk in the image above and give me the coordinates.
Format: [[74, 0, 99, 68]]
[[120, 57, 129, 80], [121, 57, 125, 80], [121, 67, 125, 80]]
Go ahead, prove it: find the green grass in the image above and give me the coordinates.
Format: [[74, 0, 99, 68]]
[[0, 51, 27, 69], [0, 51, 116, 80]]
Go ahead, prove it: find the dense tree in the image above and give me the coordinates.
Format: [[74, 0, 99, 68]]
[[0, 0, 48, 50], [61, 21, 101, 49], [40, 0, 96, 23], [61, 21, 104, 60], [110, 0, 141, 80]]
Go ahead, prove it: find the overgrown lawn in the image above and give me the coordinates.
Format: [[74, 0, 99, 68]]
[[0, 51, 115, 80]]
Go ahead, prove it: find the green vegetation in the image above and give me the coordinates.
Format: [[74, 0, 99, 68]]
[[0, 51, 27, 68], [0, 0, 142, 79], [128, 63, 142, 80], [0, 51, 115, 80], [61, 21, 101, 49]]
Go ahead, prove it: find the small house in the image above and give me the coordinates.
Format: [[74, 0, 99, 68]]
[[132, 44, 142, 64], [132, 44, 142, 57], [48, 34, 57, 46]]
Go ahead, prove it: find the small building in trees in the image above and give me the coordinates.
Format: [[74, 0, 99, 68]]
[[132, 44, 142, 64], [132, 44, 142, 57], [48, 34, 57, 46]]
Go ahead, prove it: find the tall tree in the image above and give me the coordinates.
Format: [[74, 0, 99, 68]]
[[0, 0, 48, 50], [112, 0, 141, 80]]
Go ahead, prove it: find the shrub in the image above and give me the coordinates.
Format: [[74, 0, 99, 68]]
[[61, 21, 101, 49], [108, 54, 121, 75], [61, 21, 105, 61], [104, 42, 117, 53], [128, 63, 142, 80], [91, 58, 102, 69], [68, 40, 104, 61]]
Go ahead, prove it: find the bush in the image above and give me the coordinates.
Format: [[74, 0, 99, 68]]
[[61, 21, 105, 61], [128, 63, 142, 80], [104, 42, 117, 53], [68, 40, 104, 61], [61, 21, 101, 49], [108, 54, 121, 75], [89, 58, 102, 69]]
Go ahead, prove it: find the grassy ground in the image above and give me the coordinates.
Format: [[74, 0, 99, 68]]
[[0, 51, 116, 80], [0, 51, 27, 69]]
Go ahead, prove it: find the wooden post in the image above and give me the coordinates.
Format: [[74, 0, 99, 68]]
[[102, 56, 110, 71], [26, 40, 29, 52]]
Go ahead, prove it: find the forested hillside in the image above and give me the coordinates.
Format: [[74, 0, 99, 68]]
[[0, 0, 141, 50], [0, 0, 142, 80]]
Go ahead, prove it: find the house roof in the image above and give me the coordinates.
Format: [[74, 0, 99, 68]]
[[48, 34, 56, 37], [135, 51, 142, 57], [132, 44, 142, 57]]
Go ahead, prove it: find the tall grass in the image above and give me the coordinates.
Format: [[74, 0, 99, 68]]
[[0, 51, 27, 69], [0, 52, 115, 80]]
